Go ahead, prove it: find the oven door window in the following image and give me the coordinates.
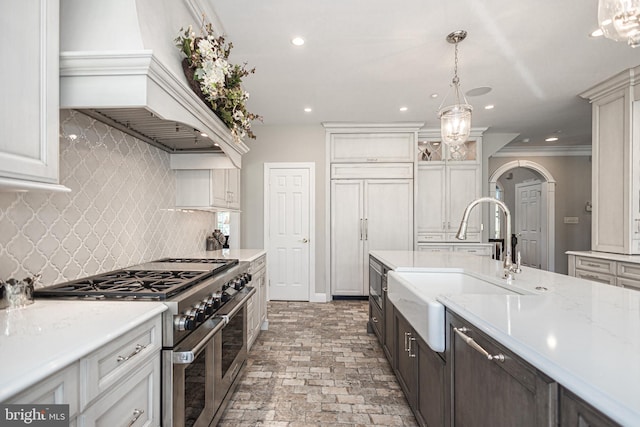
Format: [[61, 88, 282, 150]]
[[221, 308, 245, 377], [180, 339, 215, 427]]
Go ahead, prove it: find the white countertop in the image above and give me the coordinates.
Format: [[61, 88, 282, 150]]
[[189, 248, 266, 263], [371, 250, 640, 426], [0, 300, 166, 402], [567, 250, 640, 264]]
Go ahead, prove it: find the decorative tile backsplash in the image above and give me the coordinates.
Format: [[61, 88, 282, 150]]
[[0, 110, 216, 287]]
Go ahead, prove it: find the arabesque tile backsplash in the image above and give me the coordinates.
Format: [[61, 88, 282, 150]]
[[0, 110, 216, 287]]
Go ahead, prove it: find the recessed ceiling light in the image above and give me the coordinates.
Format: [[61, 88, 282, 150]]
[[522, 138, 530, 143], [304, 107, 312, 113], [430, 93, 439, 99], [545, 137, 559, 142], [200, 132, 208, 138], [213, 143, 220, 147], [590, 28, 604, 37], [399, 106, 408, 112], [291, 37, 305, 46], [484, 105, 495, 110]]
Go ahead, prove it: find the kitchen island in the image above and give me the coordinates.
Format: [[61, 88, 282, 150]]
[[371, 250, 640, 426]]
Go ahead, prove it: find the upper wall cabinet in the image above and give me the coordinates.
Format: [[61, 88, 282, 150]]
[[415, 129, 484, 243], [325, 123, 424, 163], [175, 169, 240, 211], [581, 66, 640, 255], [0, 0, 69, 192]]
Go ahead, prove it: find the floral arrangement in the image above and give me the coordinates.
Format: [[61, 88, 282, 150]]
[[175, 21, 261, 142]]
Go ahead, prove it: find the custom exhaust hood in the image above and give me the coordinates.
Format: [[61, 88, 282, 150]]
[[59, 0, 248, 168]]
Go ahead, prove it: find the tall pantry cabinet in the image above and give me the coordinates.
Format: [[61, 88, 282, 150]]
[[580, 66, 640, 254], [326, 124, 421, 296]]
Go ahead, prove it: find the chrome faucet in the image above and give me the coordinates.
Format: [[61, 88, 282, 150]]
[[456, 197, 517, 279]]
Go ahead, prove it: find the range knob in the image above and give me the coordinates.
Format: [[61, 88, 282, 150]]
[[233, 278, 244, 291], [244, 272, 252, 282], [209, 294, 222, 309], [221, 292, 231, 303], [174, 315, 196, 331], [196, 300, 214, 316], [185, 307, 205, 322]]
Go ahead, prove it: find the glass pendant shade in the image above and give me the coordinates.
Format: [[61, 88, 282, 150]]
[[598, 0, 640, 47], [439, 102, 472, 146], [438, 30, 473, 147]]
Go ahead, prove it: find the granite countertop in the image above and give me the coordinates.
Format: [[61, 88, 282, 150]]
[[189, 248, 266, 263], [371, 250, 640, 426], [0, 300, 166, 402]]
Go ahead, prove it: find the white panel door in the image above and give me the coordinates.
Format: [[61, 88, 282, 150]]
[[330, 180, 364, 295], [268, 168, 311, 301], [516, 181, 542, 268]]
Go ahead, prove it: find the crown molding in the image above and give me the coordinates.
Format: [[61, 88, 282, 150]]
[[493, 145, 592, 157]]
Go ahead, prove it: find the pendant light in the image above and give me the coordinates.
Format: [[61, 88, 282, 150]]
[[598, 0, 640, 47], [438, 30, 473, 147]]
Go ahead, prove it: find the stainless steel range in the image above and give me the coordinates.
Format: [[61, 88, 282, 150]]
[[34, 257, 255, 427]]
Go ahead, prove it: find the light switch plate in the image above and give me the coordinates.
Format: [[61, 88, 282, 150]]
[[564, 216, 579, 224]]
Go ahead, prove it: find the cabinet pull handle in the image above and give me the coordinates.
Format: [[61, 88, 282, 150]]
[[364, 218, 368, 240], [404, 332, 411, 352], [117, 344, 146, 363], [372, 316, 378, 323], [454, 327, 504, 362], [382, 286, 388, 292], [408, 337, 416, 358], [127, 409, 144, 426], [585, 262, 601, 268], [360, 219, 363, 241]]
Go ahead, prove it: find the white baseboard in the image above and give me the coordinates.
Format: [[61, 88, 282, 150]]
[[309, 292, 328, 302]]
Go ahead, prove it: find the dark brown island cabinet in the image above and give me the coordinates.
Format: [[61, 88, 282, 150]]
[[368, 255, 621, 427]]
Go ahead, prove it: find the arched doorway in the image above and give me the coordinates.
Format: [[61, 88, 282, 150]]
[[489, 160, 556, 272]]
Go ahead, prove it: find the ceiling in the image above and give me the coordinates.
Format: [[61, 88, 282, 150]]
[[209, 0, 639, 148]]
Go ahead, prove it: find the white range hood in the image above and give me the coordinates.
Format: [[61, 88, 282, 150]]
[[59, 0, 247, 168]]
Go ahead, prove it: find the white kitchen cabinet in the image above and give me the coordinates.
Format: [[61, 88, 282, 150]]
[[331, 179, 413, 295], [175, 168, 240, 211], [567, 252, 640, 290], [7, 314, 162, 426], [247, 254, 267, 349], [328, 132, 415, 163], [0, 0, 69, 192], [580, 66, 640, 254], [416, 133, 483, 244]]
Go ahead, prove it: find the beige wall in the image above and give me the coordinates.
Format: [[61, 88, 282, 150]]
[[240, 124, 327, 294], [489, 155, 592, 274]]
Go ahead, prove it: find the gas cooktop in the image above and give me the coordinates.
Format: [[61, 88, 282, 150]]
[[34, 257, 239, 301]]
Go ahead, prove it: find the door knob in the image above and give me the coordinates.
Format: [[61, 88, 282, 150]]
[[301, 238, 309, 243]]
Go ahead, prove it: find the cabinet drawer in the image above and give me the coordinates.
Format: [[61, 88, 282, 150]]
[[575, 257, 615, 274], [574, 269, 617, 286], [446, 232, 480, 242], [453, 245, 493, 256], [417, 232, 445, 242], [8, 363, 80, 419], [249, 255, 266, 274], [617, 277, 640, 291], [80, 316, 161, 410], [79, 356, 159, 427], [331, 163, 413, 179], [617, 261, 640, 280], [417, 244, 453, 253]]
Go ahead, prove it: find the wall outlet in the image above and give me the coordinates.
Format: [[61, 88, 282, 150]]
[[564, 216, 579, 224]]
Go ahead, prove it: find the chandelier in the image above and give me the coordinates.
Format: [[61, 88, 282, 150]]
[[598, 0, 640, 47], [438, 30, 473, 147]]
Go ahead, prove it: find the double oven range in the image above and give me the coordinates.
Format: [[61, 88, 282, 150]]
[[34, 257, 255, 427]]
